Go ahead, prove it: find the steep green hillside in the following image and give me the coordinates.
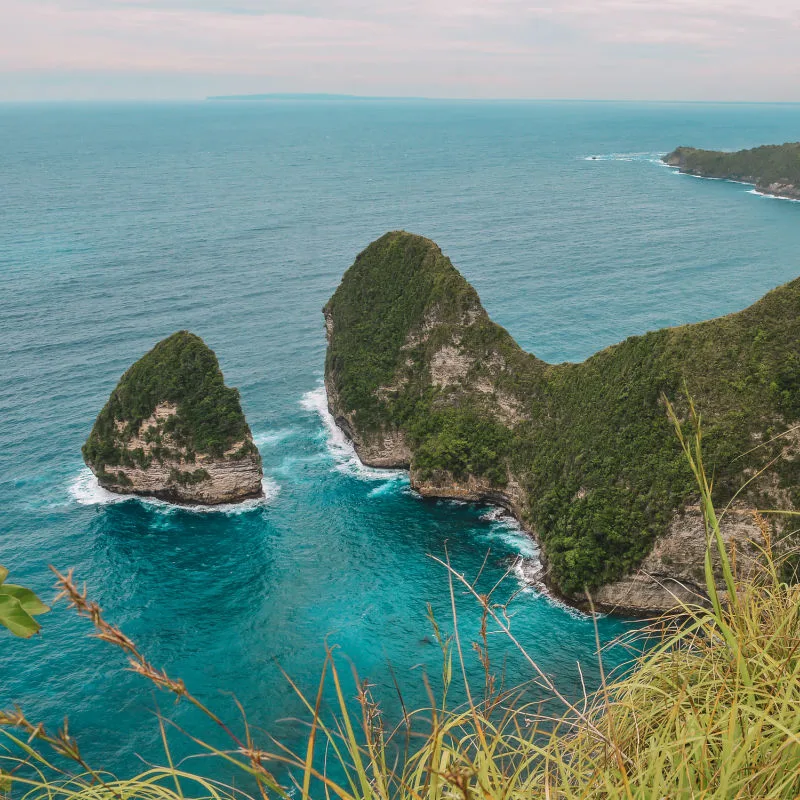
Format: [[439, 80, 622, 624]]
[[664, 143, 800, 198], [83, 331, 257, 474], [324, 232, 800, 595]]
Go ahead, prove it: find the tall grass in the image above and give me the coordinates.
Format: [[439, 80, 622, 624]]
[[2, 398, 800, 798]]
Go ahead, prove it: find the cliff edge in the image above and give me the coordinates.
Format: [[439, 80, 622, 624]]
[[83, 331, 263, 505], [323, 231, 800, 613]]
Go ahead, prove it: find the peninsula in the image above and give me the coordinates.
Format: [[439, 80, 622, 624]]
[[324, 232, 800, 613], [83, 331, 263, 505], [664, 142, 800, 200]]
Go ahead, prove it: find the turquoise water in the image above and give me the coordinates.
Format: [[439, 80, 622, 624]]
[[3, 100, 800, 780]]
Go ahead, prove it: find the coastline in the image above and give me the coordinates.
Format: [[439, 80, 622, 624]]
[[319, 374, 562, 594], [662, 154, 800, 202], [70, 467, 277, 514], [675, 171, 800, 202], [320, 378, 624, 615], [303, 380, 574, 614], [323, 368, 771, 619]]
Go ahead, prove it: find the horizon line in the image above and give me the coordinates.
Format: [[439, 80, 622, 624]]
[[208, 93, 800, 105], [1, 94, 800, 106]]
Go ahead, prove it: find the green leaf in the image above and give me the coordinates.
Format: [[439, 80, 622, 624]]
[[0, 595, 41, 639], [0, 585, 49, 617], [0, 566, 8, 586]]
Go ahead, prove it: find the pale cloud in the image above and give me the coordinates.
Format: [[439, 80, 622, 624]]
[[0, 0, 798, 99]]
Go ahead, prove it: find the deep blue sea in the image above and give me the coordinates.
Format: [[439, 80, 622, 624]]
[[2, 100, 800, 784]]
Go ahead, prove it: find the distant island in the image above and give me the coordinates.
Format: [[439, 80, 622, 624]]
[[206, 93, 424, 102], [323, 232, 800, 614], [83, 331, 262, 505], [664, 142, 800, 200]]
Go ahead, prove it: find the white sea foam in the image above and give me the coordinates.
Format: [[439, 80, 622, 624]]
[[368, 480, 405, 498], [747, 188, 800, 203], [584, 151, 665, 163], [70, 468, 128, 506], [253, 428, 297, 447], [686, 172, 721, 179], [479, 507, 539, 560], [299, 384, 409, 485], [518, 559, 599, 619], [299, 384, 354, 460], [479, 506, 596, 619], [479, 506, 508, 522], [670, 172, 800, 202], [69, 468, 280, 514], [509, 554, 597, 619]]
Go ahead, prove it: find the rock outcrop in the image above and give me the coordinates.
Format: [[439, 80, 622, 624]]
[[323, 231, 800, 614], [576, 508, 770, 615], [83, 331, 262, 505], [664, 144, 800, 201]]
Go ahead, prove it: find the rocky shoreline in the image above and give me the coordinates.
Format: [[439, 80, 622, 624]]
[[663, 147, 800, 202], [328, 411, 768, 615], [325, 390, 769, 617]]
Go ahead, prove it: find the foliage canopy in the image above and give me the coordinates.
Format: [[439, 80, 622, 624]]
[[83, 331, 254, 473]]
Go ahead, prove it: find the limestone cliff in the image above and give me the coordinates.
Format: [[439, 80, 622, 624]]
[[323, 231, 800, 614], [83, 331, 262, 505]]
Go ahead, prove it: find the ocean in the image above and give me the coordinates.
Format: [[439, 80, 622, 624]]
[[2, 99, 800, 781]]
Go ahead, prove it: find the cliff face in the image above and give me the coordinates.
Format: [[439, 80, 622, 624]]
[[324, 232, 800, 614], [577, 508, 768, 615], [665, 144, 800, 200], [83, 331, 262, 505]]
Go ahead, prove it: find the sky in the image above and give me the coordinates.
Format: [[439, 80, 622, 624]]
[[1, 0, 799, 101]]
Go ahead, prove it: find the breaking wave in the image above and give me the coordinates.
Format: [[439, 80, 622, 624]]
[[68, 468, 280, 514], [253, 428, 298, 447], [584, 151, 667, 164], [478, 507, 596, 619], [747, 188, 800, 203], [299, 384, 409, 487], [479, 506, 539, 560]]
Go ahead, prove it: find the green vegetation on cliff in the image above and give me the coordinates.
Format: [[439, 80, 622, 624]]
[[83, 331, 256, 473], [664, 142, 800, 195], [324, 232, 800, 594]]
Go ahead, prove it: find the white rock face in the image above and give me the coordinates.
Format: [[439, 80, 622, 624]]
[[324, 374, 412, 468], [581, 507, 770, 615], [91, 403, 263, 505]]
